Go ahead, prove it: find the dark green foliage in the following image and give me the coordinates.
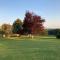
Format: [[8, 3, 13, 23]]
[[12, 19, 23, 34], [48, 29, 60, 35], [0, 29, 5, 34], [56, 31, 60, 39], [48, 29, 60, 39], [0, 30, 5, 37]]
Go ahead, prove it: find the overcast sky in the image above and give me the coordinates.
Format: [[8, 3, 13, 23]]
[[0, 0, 60, 28]]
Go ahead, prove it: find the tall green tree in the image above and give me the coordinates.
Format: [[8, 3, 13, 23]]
[[12, 18, 23, 34]]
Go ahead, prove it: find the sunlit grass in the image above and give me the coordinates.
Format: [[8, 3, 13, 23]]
[[0, 36, 60, 60]]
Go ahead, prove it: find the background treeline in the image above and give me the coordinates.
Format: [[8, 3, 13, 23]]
[[48, 29, 60, 38]]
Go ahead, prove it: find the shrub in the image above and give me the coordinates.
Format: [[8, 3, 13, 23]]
[[56, 32, 60, 39]]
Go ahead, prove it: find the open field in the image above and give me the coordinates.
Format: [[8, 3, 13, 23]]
[[0, 36, 60, 60]]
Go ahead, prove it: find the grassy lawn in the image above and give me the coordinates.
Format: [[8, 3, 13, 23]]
[[0, 36, 60, 60]]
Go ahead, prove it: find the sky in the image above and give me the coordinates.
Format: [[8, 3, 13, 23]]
[[0, 0, 60, 28]]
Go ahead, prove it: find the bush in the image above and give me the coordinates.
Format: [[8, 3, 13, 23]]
[[0, 30, 5, 37], [56, 32, 60, 39], [0, 30, 5, 35]]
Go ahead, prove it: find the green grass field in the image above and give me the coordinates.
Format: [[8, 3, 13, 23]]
[[0, 36, 60, 60]]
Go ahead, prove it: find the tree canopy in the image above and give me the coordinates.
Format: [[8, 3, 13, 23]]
[[23, 11, 45, 35], [12, 18, 23, 34]]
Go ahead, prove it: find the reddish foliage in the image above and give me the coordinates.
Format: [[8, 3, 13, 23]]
[[23, 11, 45, 35]]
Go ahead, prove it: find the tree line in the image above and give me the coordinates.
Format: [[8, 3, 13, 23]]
[[0, 11, 60, 39], [0, 11, 45, 37]]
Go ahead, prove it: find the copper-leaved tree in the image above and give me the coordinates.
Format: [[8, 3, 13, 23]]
[[23, 11, 45, 35]]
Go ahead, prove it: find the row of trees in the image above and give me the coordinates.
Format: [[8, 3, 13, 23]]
[[48, 29, 60, 39], [0, 11, 45, 37], [12, 11, 45, 35]]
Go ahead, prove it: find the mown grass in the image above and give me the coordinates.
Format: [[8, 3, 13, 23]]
[[0, 36, 60, 60]]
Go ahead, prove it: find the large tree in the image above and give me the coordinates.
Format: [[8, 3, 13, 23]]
[[12, 18, 23, 34], [23, 11, 33, 34], [23, 11, 45, 35]]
